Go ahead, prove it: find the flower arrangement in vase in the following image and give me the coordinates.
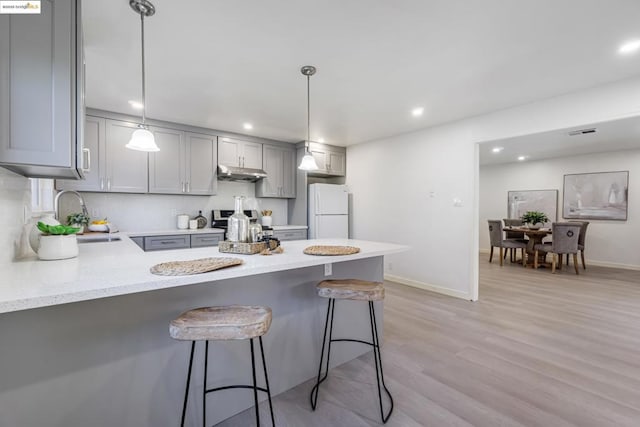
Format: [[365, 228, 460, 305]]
[[520, 211, 549, 230], [36, 222, 81, 260]]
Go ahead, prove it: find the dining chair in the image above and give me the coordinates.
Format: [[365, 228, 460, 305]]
[[533, 222, 582, 274], [488, 220, 527, 267], [503, 218, 527, 262], [568, 220, 590, 270]]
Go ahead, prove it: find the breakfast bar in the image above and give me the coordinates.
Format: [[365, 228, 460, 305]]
[[0, 237, 406, 426]]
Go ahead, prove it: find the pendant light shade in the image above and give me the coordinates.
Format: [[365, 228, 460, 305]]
[[126, 128, 160, 152], [127, 0, 159, 152], [298, 66, 319, 171]]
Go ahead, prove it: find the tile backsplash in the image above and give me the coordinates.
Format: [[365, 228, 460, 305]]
[[58, 180, 289, 232], [0, 168, 31, 264]]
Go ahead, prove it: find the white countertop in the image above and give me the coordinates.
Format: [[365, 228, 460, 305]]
[[0, 237, 407, 314]]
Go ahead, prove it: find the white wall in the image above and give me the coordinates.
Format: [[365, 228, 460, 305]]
[[0, 169, 31, 264], [58, 181, 288, 232], [347, 75, 640, 300], [480, 149, 640, 269]]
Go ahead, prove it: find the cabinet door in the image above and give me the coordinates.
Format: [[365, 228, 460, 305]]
[[257, 145, 282, 197], [241, 141, 263, 169], [218, 139, 240, 166], [56, 116, 105, 191], [328, 151, 346, 177], [105, 120, 148, 193], [186, 132, 217, 195], [0, 0, 74, 168], [310, 149, 329, 174], [281, 148, 296, 198], [148, 127, 185, 194]]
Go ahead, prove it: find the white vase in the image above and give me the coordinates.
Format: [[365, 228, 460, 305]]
[[38, 235, 79, 260], [29, 213, 61, 253], [261, 216, 273, 227]]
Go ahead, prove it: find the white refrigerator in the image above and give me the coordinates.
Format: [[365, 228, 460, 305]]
[[308, 183, 349, 239]]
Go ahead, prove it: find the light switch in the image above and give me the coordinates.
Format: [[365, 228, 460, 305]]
[[324, 263, 332, 276]]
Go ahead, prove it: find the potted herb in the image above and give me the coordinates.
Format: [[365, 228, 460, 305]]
[[36, 222, 81, 260], [520, 211, 549, 230], [66, 212, 90, 234]]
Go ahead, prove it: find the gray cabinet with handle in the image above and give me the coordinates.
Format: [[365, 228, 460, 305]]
[[0, 0, 86, 179], [218, 137, 262, 169], [190, 233, 223, 248], [144, 235, 191, 251], [56, 116, 105, 191], [272, 229, 307, 241], [256, 144, 296, 198], [308, 142, 346, 177]]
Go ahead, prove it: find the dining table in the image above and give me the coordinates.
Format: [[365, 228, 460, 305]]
[[504, 226, 553, 268]]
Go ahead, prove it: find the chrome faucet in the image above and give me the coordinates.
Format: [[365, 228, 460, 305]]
[[54, 190, 89, 221]]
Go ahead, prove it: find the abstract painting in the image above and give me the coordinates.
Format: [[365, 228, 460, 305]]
[[507, 190, 558, 227], [563, 171, 628, 220]]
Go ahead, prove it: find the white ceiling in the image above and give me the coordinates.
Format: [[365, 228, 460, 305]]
[[479, 116, 640, 166], [84, 0, 640, 146]]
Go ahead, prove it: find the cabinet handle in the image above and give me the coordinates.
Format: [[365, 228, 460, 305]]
[[181, 182, 185, 193], [100, 177, 104, 191], [82, 148, 91, 172], [107, 178, 111, 191], [186, 182, 190, 193]]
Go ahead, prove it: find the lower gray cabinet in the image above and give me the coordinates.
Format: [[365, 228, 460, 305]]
[[190, 233, 223, 248], [144, 235, 190, 251], [273, 229, 307, 241], [130, 236, 145, 250]]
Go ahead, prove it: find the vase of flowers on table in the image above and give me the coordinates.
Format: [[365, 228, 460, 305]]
[[520, 211, 549, 230]]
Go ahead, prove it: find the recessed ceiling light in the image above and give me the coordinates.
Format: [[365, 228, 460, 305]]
[[128, 100, 144, 109], [317, 138, 325, 143], [619, 40, 640, 55], [492, 147, 504, 153], [243, 123, 253, 130], [411, 107, 424, 117], [517, 155, 527, 161]]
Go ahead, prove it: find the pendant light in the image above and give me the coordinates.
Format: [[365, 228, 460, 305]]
[[298, 66, 319, 171], [126, 0, 160, 152]]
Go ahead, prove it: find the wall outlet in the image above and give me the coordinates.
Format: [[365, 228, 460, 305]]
[[324, 263, 332, 276], [387, 262, 393, 272], [91, 208, 100, 218]]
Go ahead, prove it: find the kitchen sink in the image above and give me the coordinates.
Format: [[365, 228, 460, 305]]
[[77, 236, 122, 243]]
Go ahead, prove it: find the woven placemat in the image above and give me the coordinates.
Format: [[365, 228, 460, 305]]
[[150, 257, 243, 276], [303, 245, 361, 256]]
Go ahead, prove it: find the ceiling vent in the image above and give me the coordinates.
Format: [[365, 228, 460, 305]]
[[568, 128, 597, 136]]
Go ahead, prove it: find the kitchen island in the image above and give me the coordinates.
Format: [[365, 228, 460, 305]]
[[0, 237, 406, 426]]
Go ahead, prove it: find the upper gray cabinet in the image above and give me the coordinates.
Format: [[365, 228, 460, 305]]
[[148, 129, 217, 195], [308, 142, 346, 177], [218, 138, 262, 169], [56, 116, 105, 192], [0, 0, 85, 179], [105, 120, 148, 193], [256, 144, 296, 198]]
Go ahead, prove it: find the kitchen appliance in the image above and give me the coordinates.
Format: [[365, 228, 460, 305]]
[[217, 164, 268, 182], [308, 183, 349, 239], [212, 209, 274, 239]]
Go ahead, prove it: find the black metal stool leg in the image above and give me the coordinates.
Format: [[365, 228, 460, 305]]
[[259, 336, 276, 426], [180, 341, 196, 427], [250, 338, 261, 426], [369, 301, 394, 423], [203, 341, 208, 427], [310, 298, 336, 410]]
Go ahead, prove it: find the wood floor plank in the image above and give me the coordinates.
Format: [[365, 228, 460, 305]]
[[218, 258, 640, 426]]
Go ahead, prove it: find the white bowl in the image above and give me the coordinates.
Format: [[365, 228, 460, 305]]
[[88, 223, 109, 232]]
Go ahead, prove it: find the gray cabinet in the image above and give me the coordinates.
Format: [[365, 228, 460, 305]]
[[130, 236, 145, 250], [0, 0, 85, 179], [256, 144, 296, 198], [148, 129, 217, 195], [144, 235, 190, 251], [218, 138, 262, 169], [190, 233, 223, 248], [309, 143, 346, 177], [105, 120, 148, 193], [273, 229, 307, 241], [56, 116, 105, 191]]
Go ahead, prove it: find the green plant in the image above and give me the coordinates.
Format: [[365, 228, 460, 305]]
[[37, 222, 81, 235], [66, 212, 90, 226], [521, 211, 549, 225]]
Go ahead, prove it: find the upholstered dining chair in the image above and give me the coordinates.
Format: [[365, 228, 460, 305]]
[[488, 220, 527, 267], [533, 222, 582, 274], [569, 220, 590, 270], [503, 218, 527, 262]]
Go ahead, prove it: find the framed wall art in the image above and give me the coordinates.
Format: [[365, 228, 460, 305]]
[[563, 171, 628, 220], [507, 190, 558, 226]]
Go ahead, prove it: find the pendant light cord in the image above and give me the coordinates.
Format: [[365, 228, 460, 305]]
[[140, 12, 147, 126], [307, 74, 311, 143]]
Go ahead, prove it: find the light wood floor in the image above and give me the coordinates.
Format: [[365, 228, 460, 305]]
[[219, 258, 640, 426]]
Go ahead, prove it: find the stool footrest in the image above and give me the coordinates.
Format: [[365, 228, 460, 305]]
[[206, 384, 269, 394], [331, 338, 379, 348]]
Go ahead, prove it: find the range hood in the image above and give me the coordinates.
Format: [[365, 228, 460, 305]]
[[217, 164, 268, 182]]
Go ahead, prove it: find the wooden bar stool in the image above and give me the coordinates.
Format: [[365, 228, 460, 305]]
[[310, 279, 394, 423], [170, 305, 275, 427]]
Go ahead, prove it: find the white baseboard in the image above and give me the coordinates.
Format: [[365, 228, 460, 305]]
[[384, 274, 472, 300], [478, 249, 640, 271]]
